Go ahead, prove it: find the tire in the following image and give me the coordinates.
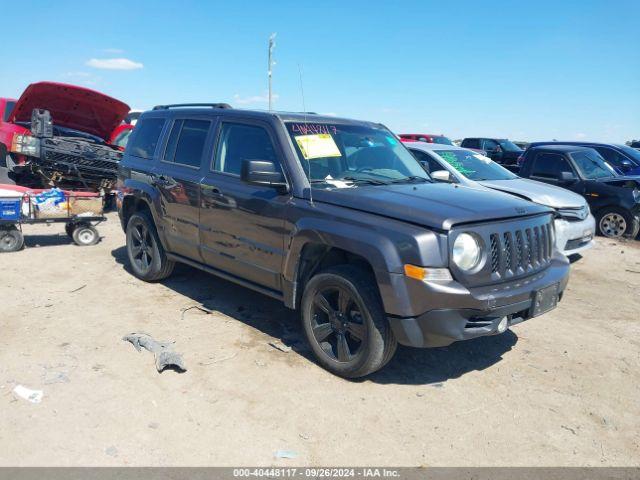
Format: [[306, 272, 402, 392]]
[[72, 223, 100, 246], [125, 211, 174, 281], [0, 225, 24, 253], [596, 207, 640, 239], [300, 265, 397, 378]]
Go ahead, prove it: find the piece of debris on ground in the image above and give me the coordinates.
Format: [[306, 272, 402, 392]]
[[268, 340, 292, 353], [122, 332, 187, 373], [13, 385, 43, 404]]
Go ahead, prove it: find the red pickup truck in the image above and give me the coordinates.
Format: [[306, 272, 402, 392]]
[[0, 82, 130, 191]]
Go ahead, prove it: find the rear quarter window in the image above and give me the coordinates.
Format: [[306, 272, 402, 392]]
[[162, 119, 211, 168], [127, 118, 165, 159]]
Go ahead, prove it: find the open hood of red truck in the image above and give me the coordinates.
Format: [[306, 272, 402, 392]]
[[9, 82, 130, 141]]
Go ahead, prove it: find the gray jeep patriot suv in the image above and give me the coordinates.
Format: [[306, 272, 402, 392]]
[[117, 104, 570, 378]]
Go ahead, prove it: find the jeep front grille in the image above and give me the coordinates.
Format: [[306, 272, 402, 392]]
[[491, 224, 553, 277], [450, 214, 555, 287]]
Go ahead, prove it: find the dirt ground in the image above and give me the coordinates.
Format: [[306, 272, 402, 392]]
[[0, 212, 639, 466]]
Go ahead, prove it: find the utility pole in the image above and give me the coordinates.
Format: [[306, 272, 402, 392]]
[[268, 33, 276, 111]]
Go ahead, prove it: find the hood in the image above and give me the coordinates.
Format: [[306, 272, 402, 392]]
[[311, 182, 551, 230], [10, 82, 130, 140], [478, 178, 586, 209]]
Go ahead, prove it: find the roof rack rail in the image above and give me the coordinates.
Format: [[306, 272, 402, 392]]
[[152, 103, 232, 110]]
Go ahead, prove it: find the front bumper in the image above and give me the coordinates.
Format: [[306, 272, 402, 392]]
[[555, 214, 595, 256], [387, 254, 570, 348]]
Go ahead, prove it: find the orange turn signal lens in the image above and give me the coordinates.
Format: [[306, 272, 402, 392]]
[[404, 265, 453, 282], [404, 264, 426, 281]]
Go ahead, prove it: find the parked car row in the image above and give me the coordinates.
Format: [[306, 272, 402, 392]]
[[403, 132, 640, 240]]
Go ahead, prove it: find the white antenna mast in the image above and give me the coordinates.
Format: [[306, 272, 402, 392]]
[[268, 33, 277, 111], [298, 62, 313, 206]]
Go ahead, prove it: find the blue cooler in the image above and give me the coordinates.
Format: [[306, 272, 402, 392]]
[[0, 199, 22, 221]]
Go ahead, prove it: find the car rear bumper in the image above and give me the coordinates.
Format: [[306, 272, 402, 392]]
[[386, 255, 570, 348], [555, 215, 595, 256]]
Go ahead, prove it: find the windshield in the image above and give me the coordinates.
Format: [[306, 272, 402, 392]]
[[434, 150, 517, 181], [285, 122, 430, 187], [498, 139, 523, 152], [3, 101, 15, 122], [432, 136, 453, 145], [570, 150, 616, 179]]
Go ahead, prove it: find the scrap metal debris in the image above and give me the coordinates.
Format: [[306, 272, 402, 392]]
[[122, 332, 187, 373]]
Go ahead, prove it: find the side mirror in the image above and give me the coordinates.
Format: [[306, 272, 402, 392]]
[[559, 171, 577, 183], [431, 170, 453, 183], [241, 159, 288, 191], [620, 159, 632, 171]]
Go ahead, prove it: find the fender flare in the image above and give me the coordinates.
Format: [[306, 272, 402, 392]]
[[120, 179, 169, 249], [282, 217, 408, 311]]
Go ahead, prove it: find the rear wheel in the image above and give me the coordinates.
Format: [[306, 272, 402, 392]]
[[597, 207, 639, 238], [0, 225, 24, 253], [72, 223, 99, 246], [126, 211, 174, 281], [301, 265, 397, 378]]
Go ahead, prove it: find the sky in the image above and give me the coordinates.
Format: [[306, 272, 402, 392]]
[[1, 0, 638, 142]]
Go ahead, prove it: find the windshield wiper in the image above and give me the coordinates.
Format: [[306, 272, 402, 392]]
[[341, 176, 390, 185], [388, 176, 431, 184]]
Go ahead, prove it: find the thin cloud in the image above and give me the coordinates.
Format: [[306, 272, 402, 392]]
[[233, 93, 278, 105], [575, 132, 587, 139], [86, 58, 143, 70]]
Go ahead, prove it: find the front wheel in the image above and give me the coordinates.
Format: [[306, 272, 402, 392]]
[[300, 265, 397, 378], [597, 207, 640, 238], [0, 225, 24, 253], [125, 212, 174, 281]]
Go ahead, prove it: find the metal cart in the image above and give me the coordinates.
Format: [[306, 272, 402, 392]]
[[0, 192, 105, 252]]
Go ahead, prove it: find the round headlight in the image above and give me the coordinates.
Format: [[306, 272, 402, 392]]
[[452, 233, 481, 271]]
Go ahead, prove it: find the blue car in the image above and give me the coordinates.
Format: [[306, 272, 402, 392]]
[[528, 141, 640, 176]]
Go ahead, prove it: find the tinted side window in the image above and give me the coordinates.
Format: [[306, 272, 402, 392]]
[[128, 118, 165, 159], [531, 153, 571, 178], [163, 119, 211, 168], [462, 139, 480, 149], [592, 147, 624, 167], [483, 139, 498, 151], [214, 123, 278, 175]]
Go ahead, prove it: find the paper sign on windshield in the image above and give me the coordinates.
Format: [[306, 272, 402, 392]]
[[295, 134, 341, 160]]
